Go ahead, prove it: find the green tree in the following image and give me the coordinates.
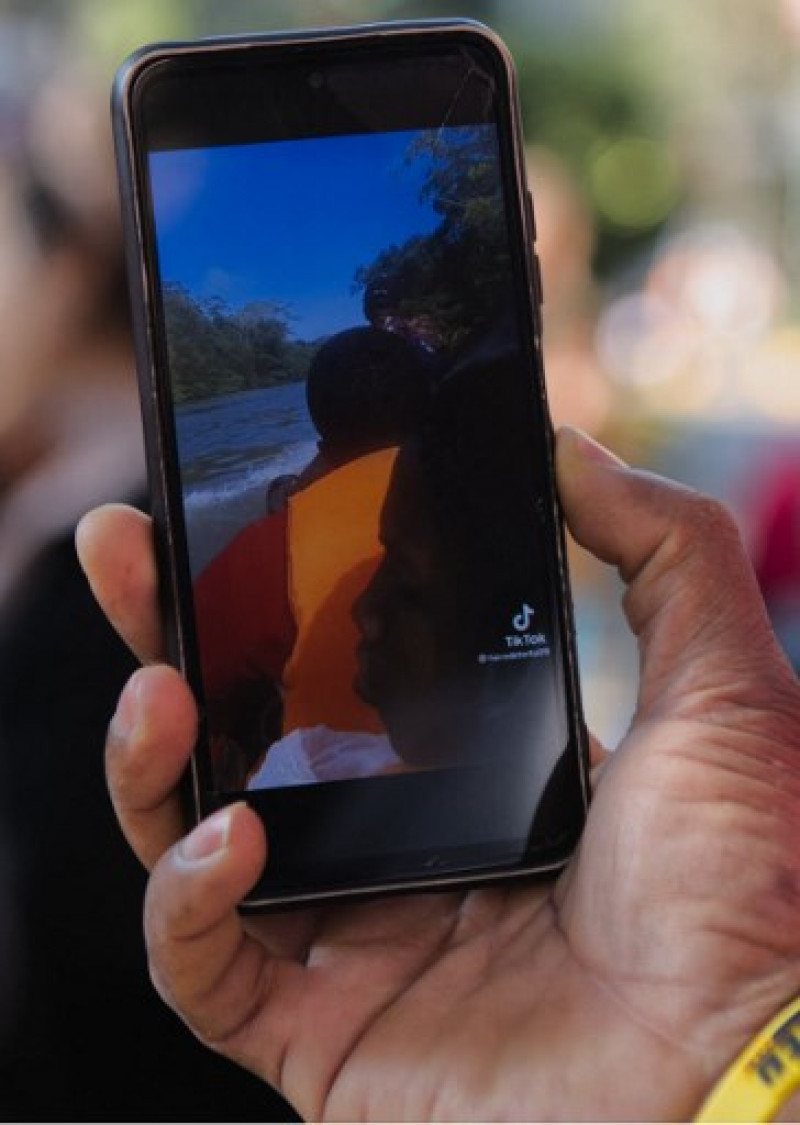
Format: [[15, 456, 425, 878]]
[[353, 125, 513, 353], [163, 284, 313, 403]]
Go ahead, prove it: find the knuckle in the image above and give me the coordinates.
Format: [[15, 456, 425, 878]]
[[623, 485, 750, 638], [665, 490, 742, 567], [678, 489, 738, 539]]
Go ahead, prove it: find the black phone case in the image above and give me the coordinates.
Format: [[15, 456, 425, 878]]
[[111, 19, 590, 908]]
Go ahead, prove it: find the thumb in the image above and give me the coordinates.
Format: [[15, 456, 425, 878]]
[[556, 426, 795, 719]]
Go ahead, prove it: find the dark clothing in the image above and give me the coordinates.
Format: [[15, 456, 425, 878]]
[[0, 517, 297, 1122]]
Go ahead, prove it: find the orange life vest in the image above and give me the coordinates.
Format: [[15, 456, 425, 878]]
[[282, 446, 397, 734]]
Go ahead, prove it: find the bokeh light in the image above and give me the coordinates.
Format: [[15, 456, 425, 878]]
[[587, 135, 680, 231]]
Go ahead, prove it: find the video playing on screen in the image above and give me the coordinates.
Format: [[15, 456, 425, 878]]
[[150, 123, 564, 796]]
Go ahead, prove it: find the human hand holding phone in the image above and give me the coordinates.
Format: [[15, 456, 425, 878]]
[[78, 426, 800, 1122]]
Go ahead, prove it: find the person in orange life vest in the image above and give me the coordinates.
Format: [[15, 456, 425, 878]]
[[192, 326, 435, 790], [246, 433, 470, 789], [246, 437, 438, 789], [248, 351, 564, 795]]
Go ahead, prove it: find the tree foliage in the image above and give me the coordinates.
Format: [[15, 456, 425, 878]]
[[353, 126, 513, 353], [162, 284, 316, 403]]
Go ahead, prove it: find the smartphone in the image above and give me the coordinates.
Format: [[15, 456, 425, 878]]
[[112, 19, 590, 908]]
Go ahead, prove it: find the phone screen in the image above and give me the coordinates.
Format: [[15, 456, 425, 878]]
[[126, 28, 587, 900]]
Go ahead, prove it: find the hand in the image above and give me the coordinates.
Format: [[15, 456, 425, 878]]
[[76, 426, 800, 1122]]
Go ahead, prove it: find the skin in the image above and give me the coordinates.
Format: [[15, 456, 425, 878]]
[[76, 426, 800, 1122]]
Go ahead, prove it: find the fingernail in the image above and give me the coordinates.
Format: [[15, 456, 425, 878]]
[[562, 425, 628, 468], [74, 511, 92, 568], [110, 669, 145, 742], [179, 807, 234, 864]]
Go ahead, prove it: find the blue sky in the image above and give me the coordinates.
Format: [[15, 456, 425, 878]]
[[150, 129, 442, 341]]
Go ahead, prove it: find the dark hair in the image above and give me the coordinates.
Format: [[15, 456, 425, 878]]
[[306, 326, 434, 457]]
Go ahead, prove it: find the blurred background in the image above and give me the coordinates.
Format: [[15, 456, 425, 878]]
[[0, 0, 798, 1119]]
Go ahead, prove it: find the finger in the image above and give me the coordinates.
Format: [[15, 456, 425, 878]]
[[145, 803, 291, 1078], [585, 731, 611, 791], [107, 663, 197, 869], [556, 426, 797, 717], [76, 503, 163, 664], [588, 731, 609, 768]]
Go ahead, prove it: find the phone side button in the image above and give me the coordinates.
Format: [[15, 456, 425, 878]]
[[532, 251, 544, 307], [526, 188, 538, 241]]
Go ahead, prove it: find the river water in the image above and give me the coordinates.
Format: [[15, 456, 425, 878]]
[[174, 381, 316, 573]]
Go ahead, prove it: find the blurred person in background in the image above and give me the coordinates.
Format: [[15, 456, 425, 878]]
[[743, 452, 800, 671], [527, 145, 610, 440], [526, 145, 614, 591], [524, 145, 644, 742], [0, 20, 294, 1121]]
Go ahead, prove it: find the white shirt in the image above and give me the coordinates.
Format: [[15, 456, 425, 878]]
[[247, 725, 403, 789]]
